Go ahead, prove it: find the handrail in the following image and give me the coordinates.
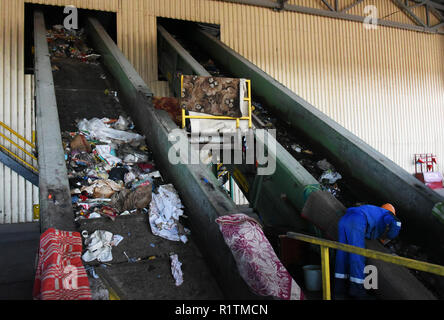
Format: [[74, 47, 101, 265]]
[[0, 143, 39, 172], [0, 121, 38, 172], [0, 121, 36, 149], [284, 232, 444, 300], [0, 131, 38, 161]]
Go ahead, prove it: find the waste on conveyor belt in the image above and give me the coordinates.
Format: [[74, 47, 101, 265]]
[[189, 53, 346, 201], [65, 115, 190, 290], [64, 114, 189, 244], [51, 23, 192, 290], [47, 24, 100, 63]]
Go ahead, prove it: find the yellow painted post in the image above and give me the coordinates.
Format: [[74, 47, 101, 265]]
[[247, 80, 252, 128], [181, 75, 186, 129], [182, 109, 186, 129], [33, 205, 40, 220], [320, 245, 331, 300]]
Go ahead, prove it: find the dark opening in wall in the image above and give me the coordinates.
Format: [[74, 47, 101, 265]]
[[24, 3, 117, 74], [156, 17, 220, 81]]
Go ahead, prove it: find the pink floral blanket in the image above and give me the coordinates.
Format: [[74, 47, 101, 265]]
[[216, 214, 304, 300]]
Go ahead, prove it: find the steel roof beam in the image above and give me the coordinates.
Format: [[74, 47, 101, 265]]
[[321, 0, 335, 11], [341, 0, 366, 12], [409, 0, 444, 11], [391, 0, 428, 27], [218, 0, 444, 34]]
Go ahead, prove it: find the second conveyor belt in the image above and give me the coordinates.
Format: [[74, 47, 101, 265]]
[[156, 21, 444, 299]]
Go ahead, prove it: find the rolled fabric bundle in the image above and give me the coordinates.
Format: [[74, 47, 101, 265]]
[[216, 214, 304, 300]]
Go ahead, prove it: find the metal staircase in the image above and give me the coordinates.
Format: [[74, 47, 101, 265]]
[[0, 121, 38, 186]]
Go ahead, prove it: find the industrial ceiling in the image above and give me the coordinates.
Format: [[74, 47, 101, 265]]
[[219, 0, 444, 34]]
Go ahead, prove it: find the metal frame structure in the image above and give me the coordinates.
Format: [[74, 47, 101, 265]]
[[180, 75, 253, 129], [0, 120, 38, 173], [218, 0, 444, 34]]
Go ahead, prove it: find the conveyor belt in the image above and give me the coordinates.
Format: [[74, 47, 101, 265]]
[[156, 20, 444, 299], [33, 10, 262, 300], [32, 8, 444, 299], [181, 22, 444, 258]]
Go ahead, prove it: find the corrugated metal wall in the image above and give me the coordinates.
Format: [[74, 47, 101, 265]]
[[0, 0, 39, 224], [116, 0, 444, 173], [0, 0, 443, 223]]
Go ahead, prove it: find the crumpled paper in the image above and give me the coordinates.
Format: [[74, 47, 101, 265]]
[[148, 184, 187, 243], [170, 254, 183, 286], [82, 230, 123, 263]]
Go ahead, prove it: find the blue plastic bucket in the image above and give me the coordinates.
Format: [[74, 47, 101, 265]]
[[302, 265, 322, 291]]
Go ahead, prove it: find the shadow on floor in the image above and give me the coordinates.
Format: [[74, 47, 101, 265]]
[[0, 222, 40, 300]]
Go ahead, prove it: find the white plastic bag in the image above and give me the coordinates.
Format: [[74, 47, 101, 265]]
[[95, 145, 122, 166], [78, 118, 144, 144], [319, 170, 342, 184]]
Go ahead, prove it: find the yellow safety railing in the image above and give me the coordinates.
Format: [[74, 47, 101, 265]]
[[284, 232, 444, 300], [0, 121, 36, 149], [181, 75, 253, 129], [0, 121, 38, 172]]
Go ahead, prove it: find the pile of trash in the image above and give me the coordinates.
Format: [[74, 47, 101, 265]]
[[64, 115, 187, 240], [47, 25, 101, 63], [275, 126, 343, 198], [316, 159, 342, 197], [65, 115, 189, 285], [65, 116, 157, 221]]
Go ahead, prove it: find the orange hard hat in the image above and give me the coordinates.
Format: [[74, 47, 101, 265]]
[[381, 203, 396, 215]]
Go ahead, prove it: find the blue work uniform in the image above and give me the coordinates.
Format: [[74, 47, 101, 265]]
[[334, 205, 401, 287]]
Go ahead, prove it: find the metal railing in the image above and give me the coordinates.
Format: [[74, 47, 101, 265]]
[[284, 232, 444, 300], [0, 121, 38, 172]]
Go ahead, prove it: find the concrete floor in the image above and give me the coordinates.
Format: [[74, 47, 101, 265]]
[[0, 223, 40, 300]]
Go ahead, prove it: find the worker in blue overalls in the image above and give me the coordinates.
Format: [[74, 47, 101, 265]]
[[334, 203, 401, 299]]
